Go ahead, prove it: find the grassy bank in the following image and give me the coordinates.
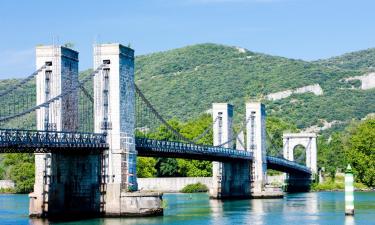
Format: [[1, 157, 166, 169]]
[[312, 176, 369, 191]]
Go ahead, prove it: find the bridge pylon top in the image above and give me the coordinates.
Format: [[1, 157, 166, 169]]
[[283, 133, 317, 138]]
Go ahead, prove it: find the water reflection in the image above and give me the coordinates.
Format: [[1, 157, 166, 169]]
[[4, 192, 375, 225], [345, 215, 355, 225], [250, 199, 265, 225]]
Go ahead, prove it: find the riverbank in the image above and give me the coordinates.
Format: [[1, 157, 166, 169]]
[[0, 188, 16, 194], [312, 176, 372, 192]]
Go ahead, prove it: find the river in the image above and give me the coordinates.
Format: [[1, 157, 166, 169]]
[[1, 192, 374, 225]]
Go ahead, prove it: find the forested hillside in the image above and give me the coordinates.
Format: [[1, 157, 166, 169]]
[[135, 43, 375, 129]]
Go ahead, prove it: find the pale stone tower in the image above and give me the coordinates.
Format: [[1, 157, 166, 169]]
[[246, 102, 267, 194], [210, 103, 233, 198], [30, 45, 79, 217], [283, 133, 317, 174], [93, 43, 138, 214]]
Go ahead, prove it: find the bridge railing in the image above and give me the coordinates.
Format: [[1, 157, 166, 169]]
[[0, 129, 108, 150], [135, 138, 253, 160], [267, 155, 311, 174]]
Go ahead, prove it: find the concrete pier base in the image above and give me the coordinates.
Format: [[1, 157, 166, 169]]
[[104, 186, 163, 217], [345, 209, 355, 216]]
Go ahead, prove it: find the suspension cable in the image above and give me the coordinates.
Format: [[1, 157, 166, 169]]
[[191, 116, 219, 143], [215, 113, 253, 147], [135, 84, 195, 144], [0, 65, 47, 98], [0, 64, 105, 122]]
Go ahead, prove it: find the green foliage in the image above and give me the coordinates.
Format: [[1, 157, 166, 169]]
[[345, 118, 375, 187], [0, 188, 16, 194], [315, 47, 375, 71], [294, 145, 306, 165], [134, 43, 374, 129], [10, 162, 34, 193], [311, 178, 344, 191], [156, 158, 179, 177], [311, 176, 369, 191], [318, 133, 346, 178], [177, 159, 212, 177], [266, 116, 298, 156], [142, 114, 214, 177], [137, 157, 157, 178], [180, 182, 208, 193], [1, 154, 34, 193]]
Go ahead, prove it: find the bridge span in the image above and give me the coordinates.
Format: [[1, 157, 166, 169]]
[[0, 43, 315, 219]]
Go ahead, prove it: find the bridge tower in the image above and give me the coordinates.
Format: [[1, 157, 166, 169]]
[[210, 103, 251, 198], [30, 45, 102, 218], [246, 102, 267, 194], [93, 43, 162, 216], [282, 133, 317, 192], [282, 133, 317, 174]]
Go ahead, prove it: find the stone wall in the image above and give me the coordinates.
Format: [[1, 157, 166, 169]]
[[0, 180, 15, 189], [138, 177, 212, 192], [138, 176, 283, 192]]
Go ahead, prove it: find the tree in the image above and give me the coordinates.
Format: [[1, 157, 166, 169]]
[[345, 118, 375, 187], [265, 117, 298, 156], [3, 153, 34, 192], [137, 157, 157, 178], [318, 133, 346, 178], [156, 158, 179, 177]]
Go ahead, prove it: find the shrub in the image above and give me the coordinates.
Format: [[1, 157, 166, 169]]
[[180, 182, 208, 193]]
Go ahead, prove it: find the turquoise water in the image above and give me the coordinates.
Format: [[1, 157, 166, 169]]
[[1, 192, 375, 225]]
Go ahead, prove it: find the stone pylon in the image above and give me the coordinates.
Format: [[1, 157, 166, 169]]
[[246, 102, 267, 194], [210, 103, 251, 198], [93, 43, 138, 215], [282, 133, 317, 175], [30, 45, 89, 217]]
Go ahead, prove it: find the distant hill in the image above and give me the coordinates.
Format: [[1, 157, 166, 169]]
[[315, 48, 375, 71], [1, 43, 374, 131], [135, 43, 375, 130]]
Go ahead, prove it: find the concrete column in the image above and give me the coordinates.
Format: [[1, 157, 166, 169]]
[[283, 138, 293, 161], [310, 137, 317, 175], [93, 44, 138, 215], [246, 102, 267, 194], [30, 45, 80, 217]]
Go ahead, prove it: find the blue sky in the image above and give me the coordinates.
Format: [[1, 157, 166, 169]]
[[0, 0, 374, 78]]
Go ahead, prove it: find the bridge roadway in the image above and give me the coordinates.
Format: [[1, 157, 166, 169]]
[[0, 129, 311, 175]]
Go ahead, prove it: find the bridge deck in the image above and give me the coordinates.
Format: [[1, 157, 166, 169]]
[[0, 129, 108, 153], [0, 130, 311, 175], [135, 138, 253, 162]]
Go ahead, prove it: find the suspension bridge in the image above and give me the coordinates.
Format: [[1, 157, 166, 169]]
[[0, 44, 316, 219]]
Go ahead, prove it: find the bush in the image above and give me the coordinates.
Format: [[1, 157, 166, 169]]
[[180, 182, 208, 193]]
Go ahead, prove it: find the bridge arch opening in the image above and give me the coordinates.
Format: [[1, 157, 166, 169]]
[[293, 144, 306, 166]]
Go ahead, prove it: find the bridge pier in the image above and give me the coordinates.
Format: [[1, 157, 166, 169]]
[[210, 103, 251, 199], [93, 43, 162, 217]]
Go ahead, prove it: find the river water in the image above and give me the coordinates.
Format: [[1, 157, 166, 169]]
[[1, 192, 375, 225]]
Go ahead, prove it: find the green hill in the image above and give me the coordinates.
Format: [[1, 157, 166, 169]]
[[135, 43, 375, 129], [1, 43, 375, 131], [315, 48, 375, 71]]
